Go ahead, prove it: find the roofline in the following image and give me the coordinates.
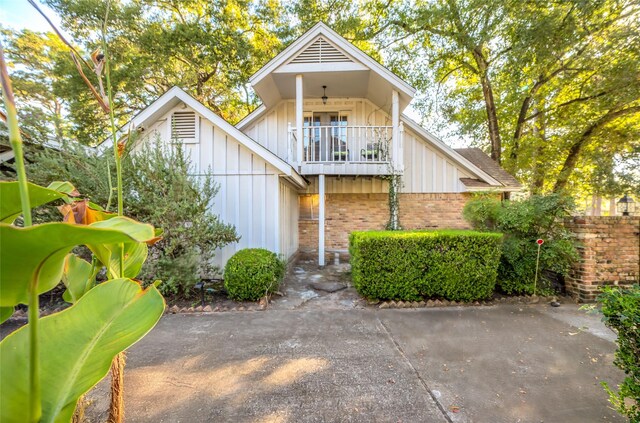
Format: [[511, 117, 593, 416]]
[[400, 115, 502, 187], [249, 22, 416, 99], [130, 87, 306, 186], [236, 104, 267, 130], [463, 185, 523, 193]]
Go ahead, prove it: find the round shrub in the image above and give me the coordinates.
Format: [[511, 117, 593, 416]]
[[224, 248, 285, 301]]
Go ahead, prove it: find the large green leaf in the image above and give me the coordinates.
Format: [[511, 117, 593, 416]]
[[0, 217, 154, 307], [0, 307, 13, 324], [90, 239, 148, 280], [0, 181, 76, 223], [0, 278, 165, 423], [61, 255, 96, 304]]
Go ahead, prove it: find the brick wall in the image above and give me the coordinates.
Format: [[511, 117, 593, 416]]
[[399, 193, 472, 230], [564, 216, 640, 302], [299, 193, 471, 252]]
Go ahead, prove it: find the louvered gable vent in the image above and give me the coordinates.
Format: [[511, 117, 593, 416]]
[[171, 111, 197, 141], [290, 37, 353, 64]]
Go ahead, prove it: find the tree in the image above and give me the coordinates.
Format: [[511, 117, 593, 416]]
[[385, 0, 640, 195], [0, 29, 71, 142], [3, 0, 289, 145]]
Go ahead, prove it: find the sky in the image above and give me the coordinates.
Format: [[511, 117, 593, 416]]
[[0, 0, 65, 34]]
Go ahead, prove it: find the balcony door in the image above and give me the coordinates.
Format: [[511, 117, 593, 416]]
[[303, 112, 348, 161]]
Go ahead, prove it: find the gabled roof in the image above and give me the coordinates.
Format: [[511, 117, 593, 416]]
[[128, 87, 306, 188], [249, 22, 416, 109], [455, 148, 522, 190]]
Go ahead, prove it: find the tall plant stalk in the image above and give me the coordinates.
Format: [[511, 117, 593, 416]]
[[0, 43, 40, 421], [101, 4, 127, 422]]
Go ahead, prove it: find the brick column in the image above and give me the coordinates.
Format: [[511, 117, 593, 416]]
[[564, 216, 640, 302]]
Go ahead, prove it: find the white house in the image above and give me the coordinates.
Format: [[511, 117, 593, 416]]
[[128, 23, 520, 268]]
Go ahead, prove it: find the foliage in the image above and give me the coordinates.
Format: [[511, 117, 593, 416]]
[[22, 139, 239, 298], [1, 13, 167, 421], [224, 248, 285, 301], [1, 279, 164, 423], [463, 194, 579, 294], [124, 141, 239, 297], [598, 285, 640, 421], [385, 0, 640, 197], [349, 230, 503, 302], [1, 0, 389, 146]]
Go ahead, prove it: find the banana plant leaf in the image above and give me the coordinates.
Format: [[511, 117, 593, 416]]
[[89, 238, 148, 280], [0, 181, 78, 223], [61, 255, 97, 304], [0, 278, 165, 423], [0, 217, 154, 307], [0, 307, 13, 324]]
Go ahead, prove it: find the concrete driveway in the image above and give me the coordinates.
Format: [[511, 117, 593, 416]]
[[84, 303, 623, 423]]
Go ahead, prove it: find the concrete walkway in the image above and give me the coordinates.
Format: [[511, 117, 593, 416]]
[[84, 303, 623, 423]]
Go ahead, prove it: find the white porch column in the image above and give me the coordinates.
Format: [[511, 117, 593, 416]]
[[318, 174, 325, 266], [296, 74, 303, 165], [391, 89, 400, 170]]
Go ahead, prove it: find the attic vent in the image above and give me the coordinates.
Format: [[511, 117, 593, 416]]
[[171, 111, 197, 141], [290, 37, 353, 64]]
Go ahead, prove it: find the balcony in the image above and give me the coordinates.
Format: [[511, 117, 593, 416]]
[[289, 125, 398, 175]]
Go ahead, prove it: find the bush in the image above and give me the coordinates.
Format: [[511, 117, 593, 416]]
[[224, 248, 285, 301], [21, 138, 239, 297], [598, 285, 640, 421], [349, 230, 503, 302], [463, 194, 579, 295]]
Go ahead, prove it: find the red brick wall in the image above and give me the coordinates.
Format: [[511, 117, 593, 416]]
[[564, 216, 640, 302], [299, 193, 471, 252], [399, 193, 472, 230]]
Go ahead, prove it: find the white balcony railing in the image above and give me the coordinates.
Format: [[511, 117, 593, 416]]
[[288, 125, 393, 163]]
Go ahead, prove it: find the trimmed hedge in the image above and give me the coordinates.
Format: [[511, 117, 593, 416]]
[[349, 230, 503, 302], [224, 248, 285, 301], [598, 285, 640, 421]]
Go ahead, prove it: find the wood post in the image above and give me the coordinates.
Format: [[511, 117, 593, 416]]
[[318, 174, 325, 266], [296, 74, 303, 166]]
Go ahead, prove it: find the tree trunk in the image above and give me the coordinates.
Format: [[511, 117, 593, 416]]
[[107, 352, 126, 423], [594, 196, 602, 216], [609, 198, 617, 216], [530, 107, 546, 194], [472, 47, 502, 164]]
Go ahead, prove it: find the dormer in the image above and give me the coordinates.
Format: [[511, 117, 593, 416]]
[[249, 23, 416, 112]]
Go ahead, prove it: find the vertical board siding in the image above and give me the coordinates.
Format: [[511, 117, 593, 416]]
[[400, 129, 467, 194], [304, 176, 389, 194], [137, 104, 287, 272], [279, 180, 299, 259]]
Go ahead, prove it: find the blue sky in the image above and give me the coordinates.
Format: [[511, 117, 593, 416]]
[[1, 0, 63, 33]]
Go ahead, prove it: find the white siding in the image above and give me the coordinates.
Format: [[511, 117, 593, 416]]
[[134, 104, 291, 273], [401, 129, 471, 193], [304, 176, 388, 194], [279, 180, 299, 259]]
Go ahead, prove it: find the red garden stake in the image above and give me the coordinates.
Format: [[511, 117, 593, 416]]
[[534, 239, 544, 296]]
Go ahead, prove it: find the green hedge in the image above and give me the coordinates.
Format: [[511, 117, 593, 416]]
[[349, 230, 503, 302], [224, 248, 285, 301], [598, 285, 640, 421]]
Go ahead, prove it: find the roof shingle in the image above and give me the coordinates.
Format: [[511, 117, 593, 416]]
[[454, 148, 521, 189]]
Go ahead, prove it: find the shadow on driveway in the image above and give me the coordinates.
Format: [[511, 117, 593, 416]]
[[82, 304, 623, 423]]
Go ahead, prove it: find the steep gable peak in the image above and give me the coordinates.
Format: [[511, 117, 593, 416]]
[[249, 22, 415, 110], [287, 36, 355, 65]]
